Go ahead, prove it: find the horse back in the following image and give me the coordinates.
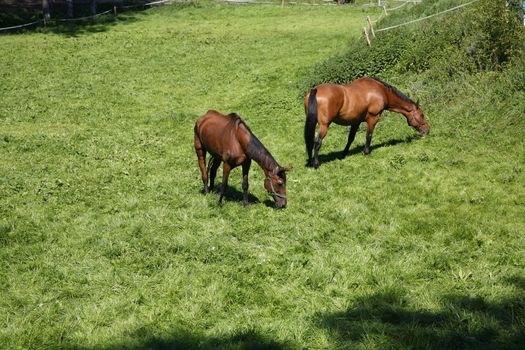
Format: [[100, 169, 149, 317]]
[[195, 110, 248, 165], [308, 84, 346, 121], [347, 78, 389, 114], [313, 79, 385, 123]]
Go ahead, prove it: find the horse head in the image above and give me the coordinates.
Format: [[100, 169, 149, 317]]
[[264, 165, 291, 209], [407, 102, 430, 136]]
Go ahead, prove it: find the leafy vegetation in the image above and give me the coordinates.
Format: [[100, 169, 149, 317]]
[[1, 1, 524, 349], [302, 0, 525, 86]]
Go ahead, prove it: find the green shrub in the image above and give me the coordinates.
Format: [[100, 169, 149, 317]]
[[302, 0, 525, 91], [466, 0, 524, 70]]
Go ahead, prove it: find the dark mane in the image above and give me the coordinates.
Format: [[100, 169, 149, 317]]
[[228, 113, 279, 170], [370, 77, 414, 105]]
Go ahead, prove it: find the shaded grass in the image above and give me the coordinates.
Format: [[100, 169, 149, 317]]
[[1, 2, 524, 350]]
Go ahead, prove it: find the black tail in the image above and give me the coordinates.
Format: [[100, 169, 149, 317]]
[[304, 88, 318, 163]]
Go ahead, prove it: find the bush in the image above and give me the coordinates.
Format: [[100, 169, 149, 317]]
[[300, 30, 413, 89], [466, 0, 524, 70], [301, 0, 525, 92]]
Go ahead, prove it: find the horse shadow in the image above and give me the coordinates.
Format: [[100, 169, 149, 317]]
[[315, 276, 525, 349], [206, 185, 264, 207], [2, 1, 194, 37], [314, 134, 420, 167], [64, 328, 292, 350]]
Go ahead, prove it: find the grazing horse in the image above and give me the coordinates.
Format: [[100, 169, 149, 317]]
[[304, 77, 430, 168], [194, 110, 290, 208]]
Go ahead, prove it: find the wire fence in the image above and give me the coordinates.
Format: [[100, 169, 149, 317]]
[[0, 0, 171, 32], [388, 1, 409, 11], [375, 0, 479, 33], [368, 0, 415, 24], [361, 0, 418, 9], [0, 0, 376, 32], [363, 0, 479, 45], [0, 19, 44, 32], [222, 0, 418, 7], [222, 0, 338, 6], [1, 0, 480, 35], [121, 0, 172, 9], [55, 9, 114, 23]]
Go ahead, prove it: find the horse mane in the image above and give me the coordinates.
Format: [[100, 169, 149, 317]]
[[370, 77, 415, 105], [227, 113, 279, 170]]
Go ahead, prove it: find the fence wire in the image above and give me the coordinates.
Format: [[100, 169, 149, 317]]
[[0, 20, 44, 32], [375, 0, 479, 33], [0, 0, 170, 32], [56, 9, 113, 22], [370, 1, 413, 24]]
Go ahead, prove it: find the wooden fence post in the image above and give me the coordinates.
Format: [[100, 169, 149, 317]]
[[42, 0, 51, 23], [91, 0, 97, 15], [66, 0, 73, 18], [363, 26, 371, 46], [367, 16, 375, 37]]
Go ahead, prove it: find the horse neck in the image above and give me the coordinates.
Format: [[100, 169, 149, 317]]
[[243, 130, 279, 175], [251, 145, 279, 176], [386, 90, 415, 118]]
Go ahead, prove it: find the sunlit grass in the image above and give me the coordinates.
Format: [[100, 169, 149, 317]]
[[0, 2, 523, 349]]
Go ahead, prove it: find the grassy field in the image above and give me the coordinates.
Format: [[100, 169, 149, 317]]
[[1, 2, 524, 349]]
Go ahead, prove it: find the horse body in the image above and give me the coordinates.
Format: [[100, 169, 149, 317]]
[[315, 82, 385, 126], [304, 77, 429, 168], [195, 110, 249, 167], [194, 110, 288, 208]]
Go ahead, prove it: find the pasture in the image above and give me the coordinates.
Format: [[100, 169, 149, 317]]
[[1, 1, 524, 349]]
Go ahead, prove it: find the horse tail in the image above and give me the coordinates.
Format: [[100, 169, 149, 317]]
[[194, 122, 202, 148], [304, 87, 318, 162], [194, 122, 199, 137], [194, 122, 206, 163]]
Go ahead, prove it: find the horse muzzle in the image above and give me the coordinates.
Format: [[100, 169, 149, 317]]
[[419, 127, 429, 136], [275, 199, 287, 209]]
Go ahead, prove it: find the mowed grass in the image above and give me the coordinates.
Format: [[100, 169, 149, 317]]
[[1, 2, 524, 349]]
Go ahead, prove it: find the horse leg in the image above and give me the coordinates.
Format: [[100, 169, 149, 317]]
[[194, 133, 208, 194], [218, 162, 231, 205], [241, 159, 252, 207], [364, 115, 379, 155], [208, 157, 221, 192], [313, 124, 328, 169], [307, 141, 314, 167], [342, 123, 359, 158]]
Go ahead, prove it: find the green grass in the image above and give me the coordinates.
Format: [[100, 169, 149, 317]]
[[1, 2, 524, 349]]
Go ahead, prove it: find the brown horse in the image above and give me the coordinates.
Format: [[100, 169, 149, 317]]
[[194, 110, 290, 208], [304, 77, 430, 168]]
